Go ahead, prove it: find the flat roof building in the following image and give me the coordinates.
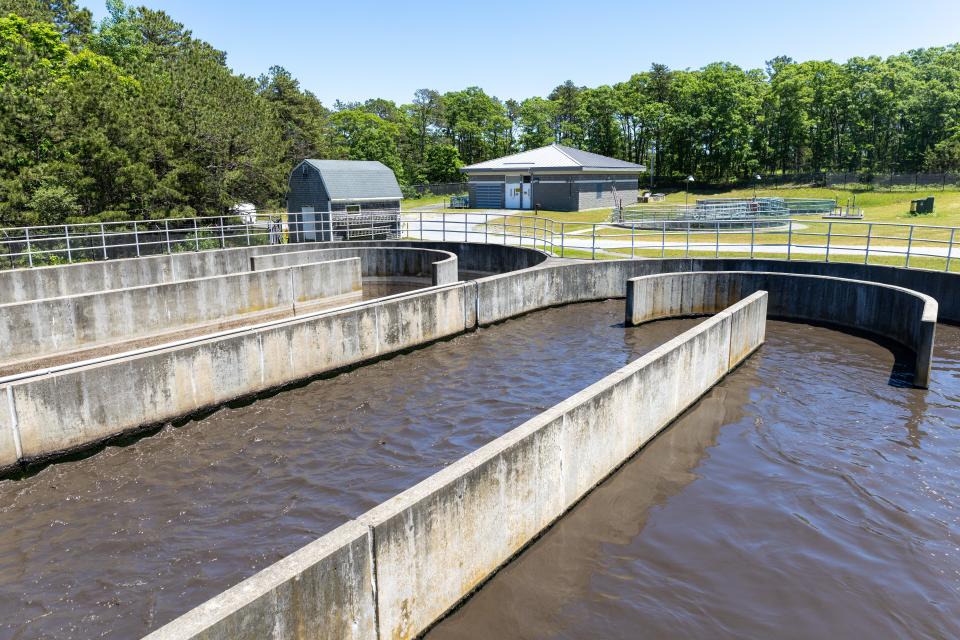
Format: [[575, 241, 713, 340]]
[[461, 144, 645, 211]]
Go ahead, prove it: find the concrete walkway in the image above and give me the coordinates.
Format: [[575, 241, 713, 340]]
[[400, 212, 958, 260]]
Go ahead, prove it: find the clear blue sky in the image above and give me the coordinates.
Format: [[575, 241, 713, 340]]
[[81, 0, 960, 106]]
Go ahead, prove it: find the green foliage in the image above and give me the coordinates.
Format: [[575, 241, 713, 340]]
[[1, 1, 959, 228]]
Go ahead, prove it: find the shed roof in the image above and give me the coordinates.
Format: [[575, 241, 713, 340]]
[[299, 160, 403, 202], [462, 144, 645, 174]]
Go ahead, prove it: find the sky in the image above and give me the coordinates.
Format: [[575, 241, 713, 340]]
[[80, 0, 960, 106]]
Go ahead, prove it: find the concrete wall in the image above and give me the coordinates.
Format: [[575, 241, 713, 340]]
[[0, 283, 471, 470], [250, 247, 459, 287], [625, 271, 937, 387], [142, 291, 768, 640], [0, 241, 545, 304], [0, 258, 362, 367]]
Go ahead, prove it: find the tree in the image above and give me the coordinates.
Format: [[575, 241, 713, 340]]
[[424, 143, 462, 183]]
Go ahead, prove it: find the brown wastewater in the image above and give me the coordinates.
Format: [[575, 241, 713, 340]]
[[1, 299, 959, 638]]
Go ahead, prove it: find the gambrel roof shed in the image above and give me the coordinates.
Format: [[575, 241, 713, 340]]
[[295, 159, 403, 202]]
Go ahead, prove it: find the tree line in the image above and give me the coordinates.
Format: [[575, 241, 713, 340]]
[[2, 0, 959, 226]]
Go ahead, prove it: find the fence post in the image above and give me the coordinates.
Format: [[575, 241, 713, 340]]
[[245, 219, 251, 246], [484, 213, 488, 244], [715, 221, 720, 258], [591, 224, 596, 260], [905, 225, 914, 268], [25, 227, 32, 268], [219, 217, 226, 248], [100, 223, 108, 260], [133, 221, 140, 257], [864, 223, 872, 265], [825, 221, 833, 262], [419, 211, 423, 241], [193, 218, 200, 251], [165, 220, 172, 254], [947, 228, 955, 272], [750, 220, 755, 260], [65, 225, 73, 263], [786, 220, 793, 261], [661, 221, 666, 258], [685, 221, 690, 258], [631, 224, 635, 259]]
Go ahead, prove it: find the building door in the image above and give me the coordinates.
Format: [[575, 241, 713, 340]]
[[301, 207, 317, 241], [505, 177, 521, 209], [521, 176, 532, 210]]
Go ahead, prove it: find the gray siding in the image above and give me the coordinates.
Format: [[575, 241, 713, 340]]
[[467, 172, 640, 211], [288, 163, 331, 242], [576, 175, 639, 210]]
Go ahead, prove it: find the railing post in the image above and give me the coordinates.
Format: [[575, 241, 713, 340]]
[[193, 218, 200, 251], [560, 222, 565, 257], [100, 223, 108, 260], [443, 214, 447, 242], [750, 220, 755, 260], [24, 227, 32, 268], [786, 220, 793, 261], [219, 217, 226, 248], [591, 224, 596, 260], [65, 225, 73, 263], [661, 221, 666, 258], [905, 225, 914, 268], [864, 223, 872, 264], [947, 228, 955, 272], [419, 211, 423, 241], [825, 221, 832, 262], [484, 213, 488, 244], [715, 221, 720, 258], [245, 219, 251, 246], [685, 221, 690, 258], [631, 224, 635, 259], [133, 221, 140, 257]]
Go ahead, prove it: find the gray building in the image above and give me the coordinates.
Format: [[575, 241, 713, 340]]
[[287, 159, 403, 242], [461, 144, 645, 212]]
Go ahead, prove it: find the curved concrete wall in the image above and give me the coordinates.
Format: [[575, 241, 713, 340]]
[[0, 258, 362, 368], [0, 283, 471, 471], [625, 271, 937, 388], [250, 247, 459, 286], [143, 292, 768, 640], [0, 241, 546, 304]]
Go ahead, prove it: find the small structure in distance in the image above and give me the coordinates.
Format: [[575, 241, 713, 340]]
[[461, 143, 645, 211], [287, 159, 403, 242]]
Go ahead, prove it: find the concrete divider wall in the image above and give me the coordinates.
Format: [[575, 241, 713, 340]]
[[250, 247, 459, 286], [0, 258, 363, 365], [0, 241, 547, 304], [144, 291, 768, 640], [625, 271, 937, 388], [0, 283, 470, 469]]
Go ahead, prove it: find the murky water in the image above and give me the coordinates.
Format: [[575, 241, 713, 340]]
[[0, 301, 695, 639], [429, 322, 960, 640]]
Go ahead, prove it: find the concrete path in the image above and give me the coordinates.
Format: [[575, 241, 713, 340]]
[[400, 212, 958, 260]]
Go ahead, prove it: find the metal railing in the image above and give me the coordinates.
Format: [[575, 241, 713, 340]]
[[0, 210, 402, 268], [1, 211, 958, 274]]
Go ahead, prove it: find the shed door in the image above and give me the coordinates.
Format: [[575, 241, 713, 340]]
[[521, 176, 532, 209], [505, 177, 522, 209], [301, 207, 317, 241]]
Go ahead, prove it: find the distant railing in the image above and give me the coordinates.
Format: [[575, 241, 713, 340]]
[[615, 198, 836, 223], [2, 210, 958, 274]]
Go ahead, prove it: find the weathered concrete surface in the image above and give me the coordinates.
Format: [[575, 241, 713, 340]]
[[143, 520, 376, 640], [250, 247, 459, 286], [0, 258, 362, 366], [625, 271, 937, 388], [0, 241, 546, 304], [0, 283, 470, 469], [142, 292, 768, 640]]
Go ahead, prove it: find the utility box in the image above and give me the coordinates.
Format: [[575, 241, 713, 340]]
[[910, 196, 935, 214]]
